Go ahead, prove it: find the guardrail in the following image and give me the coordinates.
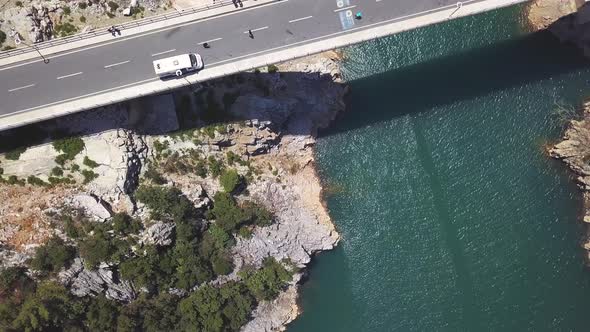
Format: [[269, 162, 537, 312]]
[[0, 0, 244, 60]]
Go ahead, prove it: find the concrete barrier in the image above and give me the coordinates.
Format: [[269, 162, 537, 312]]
[[0, 0, 528, 131]]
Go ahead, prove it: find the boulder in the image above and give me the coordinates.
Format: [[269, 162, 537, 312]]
[[140, 221, 175, 247], [71, 194, 112, 220]]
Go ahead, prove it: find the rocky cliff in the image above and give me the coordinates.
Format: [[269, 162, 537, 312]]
[[0, 51, 347, 331], [550, 100, 590, 262]]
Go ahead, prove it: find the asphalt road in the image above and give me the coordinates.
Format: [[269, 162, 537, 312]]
[[0, 0, 460, 116]]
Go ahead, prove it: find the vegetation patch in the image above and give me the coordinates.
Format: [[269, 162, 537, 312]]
[[53, 137, 85, 160]]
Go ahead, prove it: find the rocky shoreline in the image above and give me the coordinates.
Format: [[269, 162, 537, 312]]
[[550, 102, 590, 262], [0, 51, 347, 331]]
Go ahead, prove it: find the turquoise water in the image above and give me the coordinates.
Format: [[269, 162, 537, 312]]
[[288, 5, 590, 331]]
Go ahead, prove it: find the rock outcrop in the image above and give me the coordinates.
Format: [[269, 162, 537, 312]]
[[60, 259, 136, 302], [139, 221, 175, 246], [550, 100, 590, 261]]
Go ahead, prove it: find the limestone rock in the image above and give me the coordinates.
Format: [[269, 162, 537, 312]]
[[71, 194, 112, 220], [140, 221, 175, 247], [61, 258, 136, 302]]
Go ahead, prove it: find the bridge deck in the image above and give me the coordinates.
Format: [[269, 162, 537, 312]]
[[0, 0, 527, 130]]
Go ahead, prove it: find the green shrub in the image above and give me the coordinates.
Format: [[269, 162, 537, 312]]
[[112, 213, 142, 235], [71, 164, 80, 172], [106, 11, 115, 18], [79, 2, 88, 9], [0, 30, 6, 46], [211, 254, 233, 276], [153, 140, 169, 155], [226, 151, 240, 165], [267, 64, 278, 73], [241, 201, 273, 227], [53, 137, 84, 160], [219, 169, 241, 193], [79, 227, 118, 268], [83, 156, 99, 168], [107, 1, 119, 11], [30, 237, 76, 273], [179, 282, 254, 332], [2, 45, 15, 51], [27, 175, 48, 186], [51, 166, 64, 177], [237, 226, 252, 238], [63, 216, 79, 239], [15, 1, 22, 7], [81, 169, 98, 184], [144, 165, 166, 185], [210, 192, 247, 232], [0, 167, 3, 175], [62, 6, 71, 15], [5, 146, 26, 160], [79, 16, 86, 23], [135, 185, 194, 221], [54, 22, 78, 37], [240, 257, 292, 301], [55, 154, 68, 166], [207, 156, 224, 178], [7, 175, 25, 186], [195, 159, 207, 178]]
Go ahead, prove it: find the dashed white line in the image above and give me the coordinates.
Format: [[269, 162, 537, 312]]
[[8, 84, 35, 92], [151, 49, 176, 57], [288, 15, 313, 23], [56, 72, 83, 80], [104, 60, 130, 68], [244, 26, 269, 33], [198, 37, 223, 45], [334, 5, 356, 12]]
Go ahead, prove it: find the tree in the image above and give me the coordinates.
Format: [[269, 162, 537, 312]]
[[210, 192, 247, 232], [112, 213, 142, 235], [85, 295, 119, 332], [135, 186, 194, 221], [240, 257, 292, 302], [12, 282, 75, 332], [179, 285, 223, 332], [219, 169, 241, 193], [30, 237, 76, 273], [78, 228, 116, 268]]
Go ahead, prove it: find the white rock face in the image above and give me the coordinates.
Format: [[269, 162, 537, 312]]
[[140, 221, 175, 246], [70, 194, 112, 220], [60, 258, 136, 302]]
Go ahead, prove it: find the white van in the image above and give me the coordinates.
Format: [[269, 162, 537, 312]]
[[153, 53, 203, 78]]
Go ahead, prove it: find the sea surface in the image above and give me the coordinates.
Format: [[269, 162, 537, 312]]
[[288, 4, 590, 331]]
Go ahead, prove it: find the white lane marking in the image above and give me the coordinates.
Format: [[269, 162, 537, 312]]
[[0, 0, 291, 72], [8, 84, 35, 92], [376, 0, 382, 2], [244, 26, 268, 33], [4, 77, 157, 115], [56, 71, 83, 80], [288, 15, 313, 23], [198, 37, 223, 45], [334, 5, 356, 12], [151, 49, 176, 57], [104, 60, 130, 68]]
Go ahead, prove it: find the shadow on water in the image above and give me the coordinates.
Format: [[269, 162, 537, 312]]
[[321, 30, 590, 137]]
